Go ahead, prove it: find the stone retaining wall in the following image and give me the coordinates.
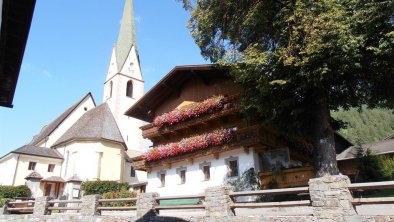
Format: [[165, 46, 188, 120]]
[[2, 175, 394, 222]]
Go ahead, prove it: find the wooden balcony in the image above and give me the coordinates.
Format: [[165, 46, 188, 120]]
[[141, 96, 240, 140], [259, 166, 315, 189], [132, 125, 264, 171]]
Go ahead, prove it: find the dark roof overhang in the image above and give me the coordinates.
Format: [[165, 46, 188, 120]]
[[0, 0, 36, 108], [124, 64, 228, 122]]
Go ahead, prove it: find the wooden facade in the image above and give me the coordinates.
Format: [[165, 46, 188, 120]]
[[126, 65, 351, 189]]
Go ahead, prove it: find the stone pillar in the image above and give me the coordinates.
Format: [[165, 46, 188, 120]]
[[136, 192, 159, 218], [309, 175, 356, 220], [205, 186, 235, 217], [33, 196, 52, 216], [80, 195, 100, 216]]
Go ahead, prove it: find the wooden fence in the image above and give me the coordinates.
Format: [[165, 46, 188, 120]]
[[3, 180, 394, 216]]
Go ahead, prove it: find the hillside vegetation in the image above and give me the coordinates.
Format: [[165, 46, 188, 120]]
[[332, 108, 394, 145]]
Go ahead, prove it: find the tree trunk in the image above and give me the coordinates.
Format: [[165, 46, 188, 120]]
[[312, 101, 339, 177]]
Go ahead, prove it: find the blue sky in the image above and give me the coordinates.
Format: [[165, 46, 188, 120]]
[[0, 0, 207, 156]]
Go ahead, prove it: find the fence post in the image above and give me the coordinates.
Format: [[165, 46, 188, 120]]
[[80, 195, 100, 216], [33, 196, 52, 216], [205, 186, 235, 217], [136, 192, 159, 218], [309, 175, 357, 220]]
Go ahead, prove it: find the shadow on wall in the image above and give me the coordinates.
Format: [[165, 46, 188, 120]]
[[136, 210, 190, 222]]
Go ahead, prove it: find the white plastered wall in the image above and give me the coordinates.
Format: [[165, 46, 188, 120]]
[[146, 148, 260, 196], [13, 155, 62, 186], [57, 140, 124, 182], [0, 154, 19, 185]]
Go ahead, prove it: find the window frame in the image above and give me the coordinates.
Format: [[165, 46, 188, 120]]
[[47, 164, 55, 172], [130, 166, 136, 177], [157, 170, 166, 187], [126, 80, 133, 98], [28, 161, 37, 171], [225, 156, 239, 178], [199, 161, 211, 181]]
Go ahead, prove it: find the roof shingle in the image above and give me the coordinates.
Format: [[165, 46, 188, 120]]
[[12, 145, 63, 159], [52, 103, 125, 147]]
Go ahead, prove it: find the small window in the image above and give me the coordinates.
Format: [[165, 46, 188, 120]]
[[126, 80, 133, 98], [228, 160, 239, 177], [47, 164, 55, 172], [109, 81, 113, 98], [130, 166, 136, 177], [28, 162, 36, 170], [203, 165, 210, 181], [160, 173, 166, 187], [180, 170, 186, 184]]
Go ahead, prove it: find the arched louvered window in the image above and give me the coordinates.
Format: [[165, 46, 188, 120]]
[[126, 80, 133, 98], [109, 81, 113, 98]]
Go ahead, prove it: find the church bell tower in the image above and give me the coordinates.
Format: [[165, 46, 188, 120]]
[[103, 0, 144, 153]]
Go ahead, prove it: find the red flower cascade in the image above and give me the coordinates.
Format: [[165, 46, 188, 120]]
[[142, 128, 234, 162], [153, 95, 225, 127]]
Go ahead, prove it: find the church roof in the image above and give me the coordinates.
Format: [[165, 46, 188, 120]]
[[115, 0, 137, 72], [29, 92, 94, 146], [41, 176, 66, 183], [52, 103, 125, 148], [12, 145, 63, 159]]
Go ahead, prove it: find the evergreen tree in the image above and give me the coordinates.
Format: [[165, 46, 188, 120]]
[[179, 0, 394, 176]]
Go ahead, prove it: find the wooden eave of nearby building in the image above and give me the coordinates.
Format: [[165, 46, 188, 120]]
[[132, 125, 278, 171], [0, 0, 36, 108], [124, 64, 228, 122], [140, 95, 240, 141]]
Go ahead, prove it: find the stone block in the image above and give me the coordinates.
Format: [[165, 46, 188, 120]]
[[33, 196, 52, 216], [80, 195, 100, 216]]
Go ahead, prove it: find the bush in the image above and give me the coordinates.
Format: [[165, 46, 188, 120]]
[[81, 181, 129, 195], [0, 185, 31, 198], [0, 198, 8, 207], [101, 189, 137, 207], [357, 149, 394, 182]]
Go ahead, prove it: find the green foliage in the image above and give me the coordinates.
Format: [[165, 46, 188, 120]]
[[0, 198, 8, 207], [332, 108, 394, 144], [81, 181, 129, 195], [224, 168, 261, 192], [181, 0, 394, 176], [101, 189, 137, 207], [357, 150, 394, 182], [0, 185, 31, 198]]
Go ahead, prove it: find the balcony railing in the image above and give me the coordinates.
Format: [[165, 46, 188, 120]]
[[141, 95, 240, 139], [132, 124, 263, 170]]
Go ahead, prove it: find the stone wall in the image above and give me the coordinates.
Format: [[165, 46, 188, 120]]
[[2, 175, 394, 222]]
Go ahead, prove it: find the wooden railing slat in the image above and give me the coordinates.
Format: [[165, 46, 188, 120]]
[[6, 207, 34, 211], [229, 187, 309, 197], [97, 206, 137, 210], [8, 201, 35, 204], [98, 198, 137, 203], [155, 204, 205, 210], [48, 207, 81, 211], [156, 194, 205, 201], [352, 197, 394, 205], [231, 200, 311, 208], [48, 200, 82, 204], [349, 181, 394, 190]]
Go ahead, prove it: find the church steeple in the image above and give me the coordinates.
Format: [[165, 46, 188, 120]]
[[115, 0, 137, 72], [103, 0, 145, 153]]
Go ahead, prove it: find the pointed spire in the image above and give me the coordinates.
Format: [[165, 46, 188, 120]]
[[115, 0, 137, 72]]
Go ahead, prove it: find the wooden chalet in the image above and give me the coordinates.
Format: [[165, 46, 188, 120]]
[[126, 65, 351, 190]]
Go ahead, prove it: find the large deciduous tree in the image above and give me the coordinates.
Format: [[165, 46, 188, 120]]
[[179, 0, 394, 177]]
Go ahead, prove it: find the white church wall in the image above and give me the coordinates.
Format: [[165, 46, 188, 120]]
[[13, 155, 62, 186], [36, 96, 96, 148], [0, 154, 18, 185], [59, 140, 124, 182], [146, 147, 259, 196]]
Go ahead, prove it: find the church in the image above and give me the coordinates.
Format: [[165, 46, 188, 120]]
[[0, 0, 147, 198]]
